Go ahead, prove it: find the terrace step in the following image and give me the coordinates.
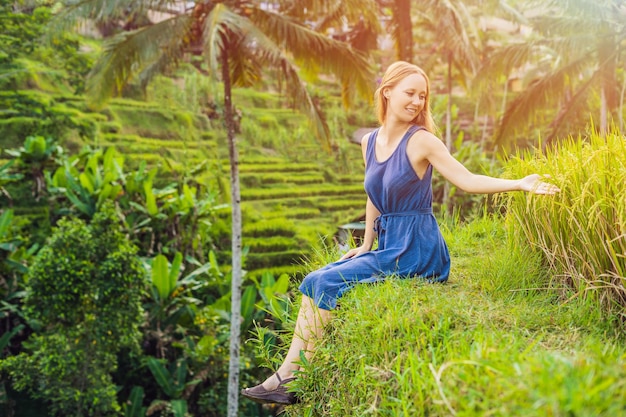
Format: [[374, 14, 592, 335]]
[[241, 184, 364, 201]]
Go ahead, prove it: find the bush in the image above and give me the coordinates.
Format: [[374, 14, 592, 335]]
[[0, 204, 147, 416]]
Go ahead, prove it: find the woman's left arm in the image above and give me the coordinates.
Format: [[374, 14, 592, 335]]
[[416, 131, 559, 195]]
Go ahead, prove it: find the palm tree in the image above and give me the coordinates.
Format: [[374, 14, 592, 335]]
[[49, 1, 375, 415], [478, 0, 626, 150], [375, 0, 414, 61], [410, 0, 483, 208]]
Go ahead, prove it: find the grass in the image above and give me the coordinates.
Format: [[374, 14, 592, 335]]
[[503, 131, 626, 321], [251, 215, 626, 416], [241, 184, 364, 201]]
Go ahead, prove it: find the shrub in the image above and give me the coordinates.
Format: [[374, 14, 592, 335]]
[[502, 130, 626, 321], [0, 204, 147, 416]]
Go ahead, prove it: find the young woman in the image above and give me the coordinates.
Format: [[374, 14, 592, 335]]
[[241, 61, 559, 405]]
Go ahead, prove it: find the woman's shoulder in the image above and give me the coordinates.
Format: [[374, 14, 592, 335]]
[[406, 127, 445, 158], [360, 128, 378, 149], [407, 126, 440, 144]]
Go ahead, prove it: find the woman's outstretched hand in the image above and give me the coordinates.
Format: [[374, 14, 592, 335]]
[[339, 245, 370, 261], [519, 174, 561, 195]]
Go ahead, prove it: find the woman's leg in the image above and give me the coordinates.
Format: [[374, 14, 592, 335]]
[[260, 295, 331, 390]]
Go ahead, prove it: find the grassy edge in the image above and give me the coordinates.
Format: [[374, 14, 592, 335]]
[[256, 215, 626, 416]]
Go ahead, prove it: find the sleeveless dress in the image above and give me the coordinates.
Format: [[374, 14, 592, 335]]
[[299, 125, 450, 310]]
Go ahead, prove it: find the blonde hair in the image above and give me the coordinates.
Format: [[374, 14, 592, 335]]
[[374, 61, 437, 133]]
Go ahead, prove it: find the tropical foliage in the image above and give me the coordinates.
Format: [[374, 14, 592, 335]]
[[1, 0, 625, 416], [478, 0, 626, 149], [49, 3, 377, 412], [0, 205, 146, 416]]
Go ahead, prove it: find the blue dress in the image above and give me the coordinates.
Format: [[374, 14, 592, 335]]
[[299, 125, 450, 310]]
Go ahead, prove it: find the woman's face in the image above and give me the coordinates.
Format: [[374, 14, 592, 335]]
[[384, 73, 427, 123]]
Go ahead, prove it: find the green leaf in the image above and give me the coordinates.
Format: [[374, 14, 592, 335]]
[[102, 147, 117, 172], [169, 252, 183, 295], [208, 250, 221, 276], [241, 285, 257, 320], [65, 187, 94, 217], [0, 209, 14, 238], [50, 166, 66, 187], [274, 273, 290, 294], [174, 360, 187, 387], [144, 180, 158, 217], [180, 262, 211, 282], [170, 400, 188, 417], [182, 183, 194, 209], [151, 254, 171, 300], [196, 334, 217, 356], [24, 135, 46, 159], [147, 357, 177, 398], [124, 386, 145, 417], [0, 324, 24, 353]]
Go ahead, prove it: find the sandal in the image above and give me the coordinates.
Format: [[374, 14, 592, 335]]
[[241, 373, 297, 405]]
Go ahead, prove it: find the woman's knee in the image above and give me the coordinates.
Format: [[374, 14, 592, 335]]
[[301, 270, 322, 288]]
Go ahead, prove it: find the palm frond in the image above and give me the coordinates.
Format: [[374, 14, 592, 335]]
[[200, 4, 333, 144], [284, 0, 381, 34], [228, 37, 263, 88], [474, 41, 541, 89], [497, 0, 530, 25], [546, 71, 599, 144], [494, 55, 590, 148], [48, 0, 181, 34], [247, 7, 374, 101], [414, 0, 481, 72], [545, 0, 618, 22], [86, 14, 191, 107], [450, 0, 482, 48], [257, 50, 331, 146], [202, 3, 230, 76], [531, 15, 595, 36]]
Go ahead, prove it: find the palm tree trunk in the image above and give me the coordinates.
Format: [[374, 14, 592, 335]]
[[222, 43, 242, 417], [393, 0, 413, 61], [442, 52, 452, 211], [617, 78, 626, 132], [598, 36, 617, 135], [600, 87, 607, 135]]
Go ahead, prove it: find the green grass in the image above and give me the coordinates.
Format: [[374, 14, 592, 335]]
[[503, 131, 626, 320], [241, 184, 364, 201], [254, 215, 626, 416], [233, 162, 323, 174]]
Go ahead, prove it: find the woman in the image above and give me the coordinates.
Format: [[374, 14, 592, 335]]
[[241, 61, 559, 405]]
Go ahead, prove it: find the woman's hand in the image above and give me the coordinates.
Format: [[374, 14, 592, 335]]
[[339, 245, 370, 261], [518, 174, 561, 195]]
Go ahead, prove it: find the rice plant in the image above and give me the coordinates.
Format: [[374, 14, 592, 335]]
[[502, 130, 626, 321]]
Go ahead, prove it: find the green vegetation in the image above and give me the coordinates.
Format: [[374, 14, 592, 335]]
[[0, 205, 146, 416], [1, 1, 625, 416], [271, 215, 626, 416], [503, 130, 626, 320]]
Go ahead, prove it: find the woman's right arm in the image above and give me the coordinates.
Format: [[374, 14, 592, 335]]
[[339, 197, 380, 260], [339, 132, 380, 260]]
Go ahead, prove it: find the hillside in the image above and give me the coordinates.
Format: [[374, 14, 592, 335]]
[[1, 80, 373, 280], [269, 216, 626, 416]]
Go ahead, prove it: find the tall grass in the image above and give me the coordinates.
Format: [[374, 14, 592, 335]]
[[502, 130, 626, 321]]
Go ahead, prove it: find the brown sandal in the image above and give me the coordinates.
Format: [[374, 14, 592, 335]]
[[241, 373, 297, 405]]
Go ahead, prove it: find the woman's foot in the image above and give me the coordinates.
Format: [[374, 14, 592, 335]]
[[260, 372, 287, 390], [241, 372, 297, 405]]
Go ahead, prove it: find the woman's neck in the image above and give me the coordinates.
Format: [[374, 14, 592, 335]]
[[380, 120, 412, 143]]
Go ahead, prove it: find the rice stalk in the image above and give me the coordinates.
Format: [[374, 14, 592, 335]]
[[502, 129, 626, 322]]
